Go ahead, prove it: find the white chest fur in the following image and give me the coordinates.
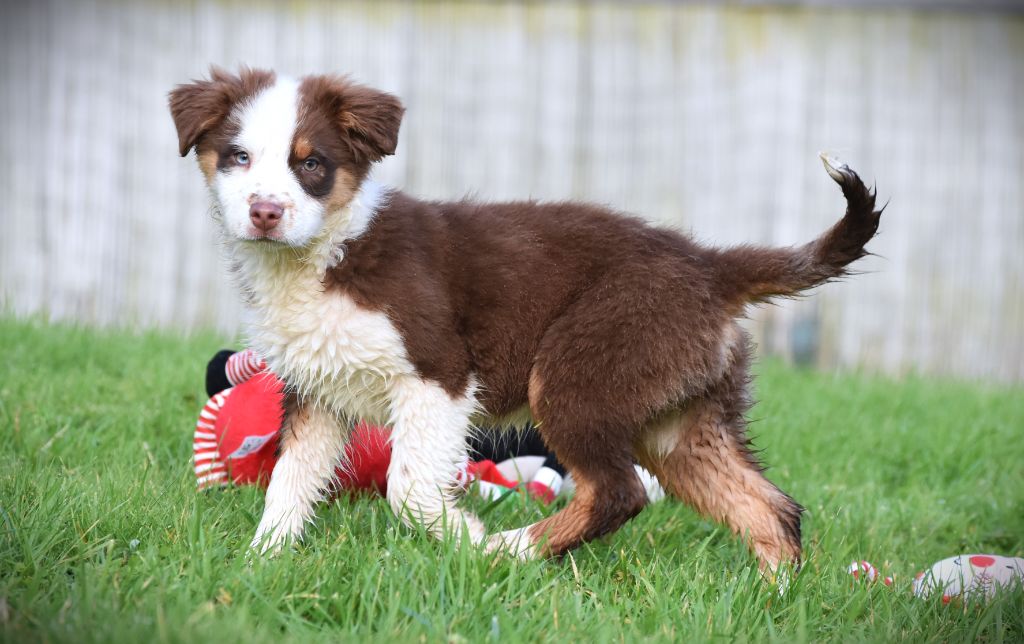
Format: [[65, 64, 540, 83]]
[[240, 251, 415, 424]]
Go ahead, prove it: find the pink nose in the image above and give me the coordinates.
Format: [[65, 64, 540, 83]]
[[249, 201, 283, 233]]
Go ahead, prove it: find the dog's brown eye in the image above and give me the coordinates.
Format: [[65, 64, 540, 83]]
[[234, 151, 250, 166], [302, 158, 320, 172]]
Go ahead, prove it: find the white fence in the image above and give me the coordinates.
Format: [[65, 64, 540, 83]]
[[1, 1, 1022, 382]]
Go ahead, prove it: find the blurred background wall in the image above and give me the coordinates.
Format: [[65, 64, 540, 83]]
[[1, 0, 1022, 382]]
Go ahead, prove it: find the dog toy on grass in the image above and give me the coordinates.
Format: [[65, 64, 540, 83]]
[[194, 367, 393, 494], [847, 555, 1024, 604], [847, 560, 893, 586], [913, 554, 1024, 603], [193, 371, 281, 489]]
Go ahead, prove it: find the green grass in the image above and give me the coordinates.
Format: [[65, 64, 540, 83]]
[[1, 317, 1022, 643]]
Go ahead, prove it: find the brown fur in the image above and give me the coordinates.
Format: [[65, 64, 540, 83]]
[[324, 178, 878, 568], [297, 75, 404, 168], [170, 68, 884, 570]]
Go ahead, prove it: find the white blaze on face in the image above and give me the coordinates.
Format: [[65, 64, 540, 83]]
[[213, 77, 326, 246]]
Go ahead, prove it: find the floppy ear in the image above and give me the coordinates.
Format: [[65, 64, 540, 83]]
[[305, 76, 405, 164], [168, 67, 275, 157], [339, 84, 404, 162]]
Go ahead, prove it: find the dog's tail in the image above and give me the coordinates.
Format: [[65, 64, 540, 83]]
[[712, 154, 882, 311]]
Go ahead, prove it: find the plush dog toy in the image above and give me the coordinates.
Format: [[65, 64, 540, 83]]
[[194, 350, 648, 503]]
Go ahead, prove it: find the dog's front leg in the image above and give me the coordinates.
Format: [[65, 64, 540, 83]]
[[250, 396, 346, 554], [386, 376, 486, 544]]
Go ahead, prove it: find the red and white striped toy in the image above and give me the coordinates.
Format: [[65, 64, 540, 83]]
[[193, 371, 284, 490], [224, 349, 266, 387], [193, 389, 232, 489], [847, 560, 894, 586]]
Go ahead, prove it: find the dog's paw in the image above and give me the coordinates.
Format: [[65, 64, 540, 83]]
[[485, 527, 538, 560], [247, 526, 294, 558]]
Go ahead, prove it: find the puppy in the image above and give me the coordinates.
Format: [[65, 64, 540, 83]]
[[169, 67, 881, 570]]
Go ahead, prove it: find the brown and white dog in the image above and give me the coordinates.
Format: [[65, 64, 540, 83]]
[[169, 67, 881, 571]]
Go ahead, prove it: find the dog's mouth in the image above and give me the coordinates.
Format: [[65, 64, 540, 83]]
[[242, 233, 287, 245], [242, 226, 287, 243]]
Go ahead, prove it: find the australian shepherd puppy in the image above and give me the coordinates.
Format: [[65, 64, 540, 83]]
[[169, 67, 881, 571]]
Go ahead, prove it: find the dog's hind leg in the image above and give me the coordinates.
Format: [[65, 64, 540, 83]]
[[487, 301, 663, 557], [487, 422, 649, 558], [385, 375, 487, 545], [637, 349, 803, 571], [251, 395, 347, 554]]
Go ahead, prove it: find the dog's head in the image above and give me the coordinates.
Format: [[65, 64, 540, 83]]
[[169, 67, 403, 247]]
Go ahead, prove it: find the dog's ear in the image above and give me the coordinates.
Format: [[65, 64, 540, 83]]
[[304, 76, 405, 164], [168, 66, 275, 157]]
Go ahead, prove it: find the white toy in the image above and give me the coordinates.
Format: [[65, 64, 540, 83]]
[[912, 554, 1024, 603]]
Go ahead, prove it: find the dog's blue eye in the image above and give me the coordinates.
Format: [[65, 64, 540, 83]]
[[234, 151, 250, 166], [303, 158, 319, 172]]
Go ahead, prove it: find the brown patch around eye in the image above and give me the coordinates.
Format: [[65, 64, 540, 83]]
[[289, 154, 333, 198], [291, 76, 384, 210], [290, 110, 345, 199]]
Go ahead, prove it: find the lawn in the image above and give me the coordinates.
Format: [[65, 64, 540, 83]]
[[1, 317, 1022, 643]]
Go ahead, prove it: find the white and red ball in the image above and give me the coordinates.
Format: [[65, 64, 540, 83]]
[[913, 554, 1024, 603]]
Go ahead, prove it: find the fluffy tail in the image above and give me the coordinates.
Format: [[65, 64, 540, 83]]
[[713, 154, 882, 308]]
